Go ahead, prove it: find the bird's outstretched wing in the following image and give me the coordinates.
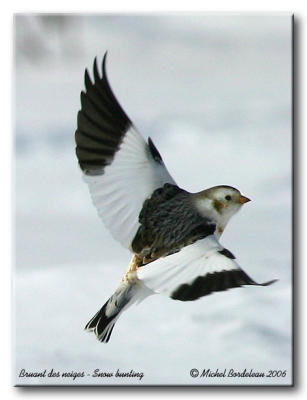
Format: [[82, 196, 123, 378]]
[[137, 235, 277, 301], [75, 54, 176, 250]]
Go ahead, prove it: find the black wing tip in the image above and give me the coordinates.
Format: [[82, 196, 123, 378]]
[[93, 56, 100, 81], [76, 51, 132, 174], [102, 51, 108, 67], [170, 271, 278, 301], [83, 51, 109, 88], [84, 68, 92, 89], [258, 278, 279, 286], [102, 51, 109, 81]]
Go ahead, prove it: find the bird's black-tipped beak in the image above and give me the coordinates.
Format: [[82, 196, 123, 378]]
[[239, 195, 251, 204]]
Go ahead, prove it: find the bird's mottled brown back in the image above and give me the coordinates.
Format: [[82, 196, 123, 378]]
[[131, 184, 216, 264]]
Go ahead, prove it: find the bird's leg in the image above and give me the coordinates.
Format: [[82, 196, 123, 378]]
[[124, 254, 142, 282]]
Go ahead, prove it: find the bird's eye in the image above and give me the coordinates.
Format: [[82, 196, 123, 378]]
[[225, 195, 231, 201]]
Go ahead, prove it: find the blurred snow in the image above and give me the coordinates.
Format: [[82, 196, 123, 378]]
[[14, 14, 292, 385]]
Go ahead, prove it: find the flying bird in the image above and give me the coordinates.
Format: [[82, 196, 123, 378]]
[[75, 53, 276, 343]]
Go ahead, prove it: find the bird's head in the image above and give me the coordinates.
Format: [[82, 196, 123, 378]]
[[193, 185, 251, 229]]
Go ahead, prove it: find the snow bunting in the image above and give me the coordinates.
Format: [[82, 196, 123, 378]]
[[75, 54, 276, 343]]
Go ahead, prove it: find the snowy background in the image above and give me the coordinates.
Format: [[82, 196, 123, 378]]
[[14, 14, 292, 386]]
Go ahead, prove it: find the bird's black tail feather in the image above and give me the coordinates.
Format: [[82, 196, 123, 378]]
[[85, 279, 152, 343], [84, 299, 121, 343]]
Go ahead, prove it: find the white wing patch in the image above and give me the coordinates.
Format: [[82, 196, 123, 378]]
[[137, 236, 238, 295], [83, 126, 176, 249]]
